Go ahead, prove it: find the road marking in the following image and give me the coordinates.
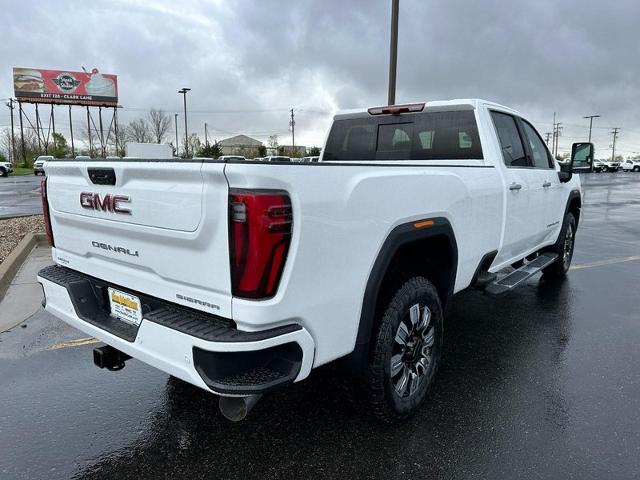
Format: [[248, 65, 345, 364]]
[[571, 255, 640, 271], [47, 337, 99, 351]]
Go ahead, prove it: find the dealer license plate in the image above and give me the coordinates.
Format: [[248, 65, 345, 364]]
[[108, 287, 142, 326]]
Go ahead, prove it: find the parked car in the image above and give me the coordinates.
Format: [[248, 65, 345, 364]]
[[38, 99, 586, 422], [218, 156, 246, 161], [621, 159, 640, 172], [33, 155, 53, 175], [593, 159, 604, 172], [264, 156, 291, 162], [601, 160, 620, 172], [0, 160, 13, 177]]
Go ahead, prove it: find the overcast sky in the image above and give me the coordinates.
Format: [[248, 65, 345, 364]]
[[2, 0, 640, 157]]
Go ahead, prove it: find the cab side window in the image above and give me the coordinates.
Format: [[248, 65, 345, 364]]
[[490, 111, 528, 167], [521, 120, 553, 169]]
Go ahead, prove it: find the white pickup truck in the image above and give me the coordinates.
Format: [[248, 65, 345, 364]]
[[37, 99, 592, 422]]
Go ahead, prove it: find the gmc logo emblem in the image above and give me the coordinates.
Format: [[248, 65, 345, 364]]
[[80, 192, 131, 214]]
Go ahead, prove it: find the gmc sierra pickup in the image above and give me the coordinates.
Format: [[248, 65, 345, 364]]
[[37, 99, 592, 422]]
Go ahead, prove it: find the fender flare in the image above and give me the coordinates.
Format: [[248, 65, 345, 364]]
[[354, 217, 458, 349], [563, 189, 582, 226]]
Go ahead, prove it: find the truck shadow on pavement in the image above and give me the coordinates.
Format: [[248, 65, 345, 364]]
[[72, 278, 574, 480]]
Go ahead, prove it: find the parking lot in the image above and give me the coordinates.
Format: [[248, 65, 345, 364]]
[[0, 175, 42, 219], [1, 172, 639, 480]]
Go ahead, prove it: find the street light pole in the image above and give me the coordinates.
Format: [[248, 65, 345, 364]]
[[174, 113, 179, 157], [583, 114, 600, 143], [387, 0, 400, 105], [178, 88, 191, 157]]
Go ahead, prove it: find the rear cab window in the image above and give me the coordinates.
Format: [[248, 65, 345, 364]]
[[322, 110, 483, 161]]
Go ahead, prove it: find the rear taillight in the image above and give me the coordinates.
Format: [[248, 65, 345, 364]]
[[40, 178, 54, 246], [229, 189, 292, 299]]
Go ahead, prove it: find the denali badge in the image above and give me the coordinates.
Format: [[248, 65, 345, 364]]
[[92, 241, 139, 257], [80, 192, 131, 214]]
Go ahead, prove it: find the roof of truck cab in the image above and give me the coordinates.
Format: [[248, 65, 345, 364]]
[[334, 99, 521, 120]]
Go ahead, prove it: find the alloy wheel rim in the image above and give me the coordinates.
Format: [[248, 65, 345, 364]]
[[391, 303, 435, 398], [563, 225, 574, 268]]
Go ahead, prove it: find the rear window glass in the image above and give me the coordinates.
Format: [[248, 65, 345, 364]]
[[323, 110, 483, 161]]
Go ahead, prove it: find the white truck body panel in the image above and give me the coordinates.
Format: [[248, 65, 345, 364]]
[[39, 98, 582, 395]]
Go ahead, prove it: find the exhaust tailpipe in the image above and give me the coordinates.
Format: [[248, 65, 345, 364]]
[[218, 394, 263, 421]]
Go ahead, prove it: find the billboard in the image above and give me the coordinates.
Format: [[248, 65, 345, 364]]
[[13, 67, 118, 106]]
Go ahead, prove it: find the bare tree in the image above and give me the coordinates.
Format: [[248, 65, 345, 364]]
[[1, 127, 39, 165], [182, 133, 201, 158], [268, 134, 278, 155], [80, 124, 99, 157], [126, 118, 152, 143], [147, 109, 172, 144], [107, 122, 127, 157]]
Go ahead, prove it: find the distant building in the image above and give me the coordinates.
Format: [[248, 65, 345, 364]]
[[279, 145, 307, 157], [219, 135, 263, 156]]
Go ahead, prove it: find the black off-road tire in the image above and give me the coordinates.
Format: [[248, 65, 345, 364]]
[[0, 168, 7, 178], [362, 276, 443, 422], [543, 212, 576, 279]]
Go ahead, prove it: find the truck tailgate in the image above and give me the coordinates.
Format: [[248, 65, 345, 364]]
[[46, 160, 233, 318]]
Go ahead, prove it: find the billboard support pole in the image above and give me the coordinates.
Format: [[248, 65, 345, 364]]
[[68, 105, 75, 157], [87, 106, 92, 157], [7, 99, 16, 164], [105, 109, 115, 156], [18, 102, 26, 165], [51, 105, 56, 137], [114, 107, 119, 157], [98, 106, 105, 158], [35, 104, 43, 154]]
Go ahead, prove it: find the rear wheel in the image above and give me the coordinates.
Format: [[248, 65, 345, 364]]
[[0, 168, 7, 178], [363, 276, 443, 422], [543, 212, 576, 278], [634, 166, 640, 172]]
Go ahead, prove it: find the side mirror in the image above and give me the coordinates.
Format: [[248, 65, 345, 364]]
[[571, 142, 594, 173]]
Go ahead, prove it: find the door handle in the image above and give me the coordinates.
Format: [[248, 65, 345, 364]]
[[509, 182, 522, 191], [542, 181, 552, 188]]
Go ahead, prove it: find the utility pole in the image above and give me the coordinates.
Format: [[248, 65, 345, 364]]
[[611, 128, 620, 162], [174, 113, 179, 156], [289, 109, 295, 151], [204, 122, 209, 147], [552, 112, 557, 157], [544, 132, 552, 145], [583, 114, 600, 143], [178, 88, 191, 157], [388, 0, 400, 105], [553, 121, 563, 158], [6, 99, 16, 164]]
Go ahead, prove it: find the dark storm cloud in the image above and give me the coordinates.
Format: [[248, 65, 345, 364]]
[[1, 0, 639, 154]]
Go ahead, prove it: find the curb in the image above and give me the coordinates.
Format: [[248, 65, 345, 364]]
[[0, 233, 48, 302], [0, 213, 44, 221]]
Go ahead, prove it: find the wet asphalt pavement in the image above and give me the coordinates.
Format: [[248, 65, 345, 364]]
[[2, 172, 640, 479], [0, 175, 42, 218]]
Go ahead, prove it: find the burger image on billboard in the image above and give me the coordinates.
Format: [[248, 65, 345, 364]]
[[13, 68, 44, 93]]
